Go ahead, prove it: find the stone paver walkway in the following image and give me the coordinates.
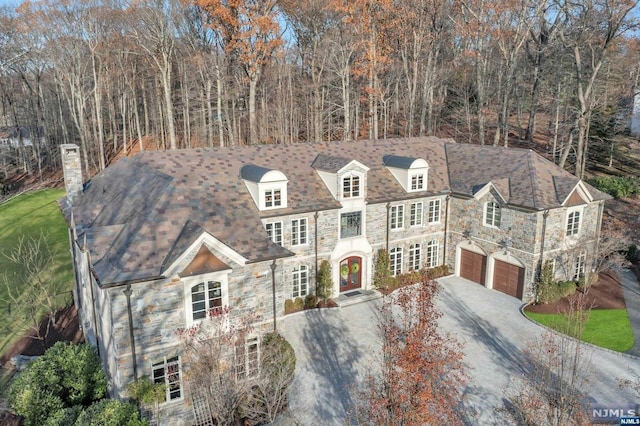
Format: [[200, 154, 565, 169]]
[[618, 267, 640, 357]]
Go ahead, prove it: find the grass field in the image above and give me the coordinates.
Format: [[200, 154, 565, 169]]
[[526, 309, 635, 352], [0, 189, 73, 357]]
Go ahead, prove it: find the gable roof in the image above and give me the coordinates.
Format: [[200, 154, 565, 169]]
[[62, 137, 609, 287]]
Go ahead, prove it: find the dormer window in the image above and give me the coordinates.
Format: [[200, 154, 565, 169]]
[[342, 174, 361, 198], [411, 173, 424, 191], [264, 188, 282, 208], [241, 165, 288, 211], [383, 155, 429, 193]]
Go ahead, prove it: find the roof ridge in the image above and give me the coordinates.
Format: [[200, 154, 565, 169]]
[[526, 150, 539, 209]]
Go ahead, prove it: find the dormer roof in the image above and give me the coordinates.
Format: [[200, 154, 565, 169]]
[[383, 155, 429, 170]]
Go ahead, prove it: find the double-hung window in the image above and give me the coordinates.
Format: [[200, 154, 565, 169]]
[[152, 356, 182, 402], [566, 210, 581, 236], [390, 247, 403, 276], [484, 201, 501, 227], [428, 199, 441, 223], [342, 175, 360, 198], [573, 251, 586, 281], [292, 266, 309, 298], [266, 222, 283, 245], [410, 202, 423, 226], [409, 244, 422, 271], [390, 205, 404, 230], [264, 188, 282, 208], [426, 240, 439, 268], [291, 218, 308, 246], [236, 336, 260, 381], [410, 173, 425, 191]]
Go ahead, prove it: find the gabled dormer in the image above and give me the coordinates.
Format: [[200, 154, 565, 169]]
[[312, 154, 370, 201], [383, 155, 429, 193], [241, 164, 288, 211]]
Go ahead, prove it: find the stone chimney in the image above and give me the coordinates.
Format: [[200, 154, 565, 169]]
[[60, 144, 83, 202]]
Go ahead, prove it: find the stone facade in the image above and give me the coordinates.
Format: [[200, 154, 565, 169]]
[[60, 140, 608, 425]]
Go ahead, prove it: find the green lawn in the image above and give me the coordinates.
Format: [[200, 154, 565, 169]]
[[526, 309, 635, 352], [0, 189, 73, 357]]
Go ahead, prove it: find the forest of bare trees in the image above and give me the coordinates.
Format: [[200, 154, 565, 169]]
[[0, 0, 638, 183]]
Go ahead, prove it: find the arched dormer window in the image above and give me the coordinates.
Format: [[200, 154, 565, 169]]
[[241, 165, 288, 211], [383, 155, 429, 193]]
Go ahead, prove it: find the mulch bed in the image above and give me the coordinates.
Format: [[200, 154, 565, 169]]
[[0, 304, 84, 367], [524, 270, 626, 314]]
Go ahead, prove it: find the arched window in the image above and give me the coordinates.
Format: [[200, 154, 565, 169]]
[[292, 266, 309, 298], [390, 247, 403, 276], [191, 280, 222, 321], [409, 244, 422, 271], [484, 201, 501, 227]]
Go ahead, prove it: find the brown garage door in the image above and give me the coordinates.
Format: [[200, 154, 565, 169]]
[[460, 249, 487, 286], [493, 260, 525, 299]]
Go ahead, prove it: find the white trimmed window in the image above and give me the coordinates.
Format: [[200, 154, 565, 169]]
[[484, 201, 501, 227], [236, 335, 260, 381], [266, 221, 283, 245], [428, 199, 441, 223], [409, 244, 422, 271], [426, 240, 439, 268], [152, 356, 182, 402], [573, 251, 586, 281], [264, 188, 282, 208], [390, 205, 404, 230], [410, 173, 425, 191], [390, 247, 403, 276], [292, 266, 309, 298], [184, 272, 230, 326], [410, 202, 423, 226], [291, 218, 308, 246], [342, 174, 361, 198], [566, 210, 581, 236]]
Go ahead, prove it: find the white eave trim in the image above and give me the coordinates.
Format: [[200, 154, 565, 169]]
[[561, 181, 594, 206], [337, 159, 370, 174], [473, 182, 507, 204], [163, 232, 247, 277]]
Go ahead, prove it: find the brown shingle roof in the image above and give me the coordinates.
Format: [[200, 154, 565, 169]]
[[65, 137, 609, 286]]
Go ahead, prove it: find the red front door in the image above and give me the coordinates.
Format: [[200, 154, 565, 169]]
[[340, 256, 362, 292]]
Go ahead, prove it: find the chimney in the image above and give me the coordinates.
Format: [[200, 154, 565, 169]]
[[61, 144, 83, 202]]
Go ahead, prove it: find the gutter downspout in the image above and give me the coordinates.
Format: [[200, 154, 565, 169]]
[[123, 284, 138, 381], [270, 260, 277, 332], [536, 210, 550, 300], [84, 245, 100, 357], [443, 195, 451, 266], [314, 211, 319, 295], [385, 203, 391, 252]]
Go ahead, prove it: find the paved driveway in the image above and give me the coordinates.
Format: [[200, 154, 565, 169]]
[[279, 276, 640, 425]]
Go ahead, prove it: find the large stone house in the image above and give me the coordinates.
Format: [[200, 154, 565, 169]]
[[58, 137, 608, 424]]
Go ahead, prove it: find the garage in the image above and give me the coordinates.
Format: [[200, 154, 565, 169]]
[[492, 260, 524, 299], [459, 249, 487, 286]]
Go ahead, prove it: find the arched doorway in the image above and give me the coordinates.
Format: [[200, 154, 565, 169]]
[[339, 256, 362, 292]]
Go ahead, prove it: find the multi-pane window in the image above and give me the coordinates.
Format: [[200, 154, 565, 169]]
[[410, 202, 423, 226], [266, 222, 283, 245], [409, 244, 422, 271], [236, 336, 260, 381], [428, 199, 441, 223], [484, 201, 501, 227], [390, 247, 403, 276], [152, 356, 182, 401], [566, 211, 581, 236], [411, 173, 425, 191], [426, 240, 439, 268], [573, 251, 586, 281], [191, 281, 222, 321], [292, 266, 309, 298], [342, 175, 360, 198], [340, 211, 362, 238], [390, 205, 404, 230], [291, 218, 308, 246], [264, 188, 282, 208]]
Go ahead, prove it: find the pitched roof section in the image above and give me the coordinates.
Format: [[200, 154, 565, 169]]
[[240, 164, 272, 182], [64, 137, 610, 287], [446, 144, 609, 210]]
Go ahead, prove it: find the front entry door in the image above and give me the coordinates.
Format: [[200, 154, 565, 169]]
[[340, 256, 362, 292]]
